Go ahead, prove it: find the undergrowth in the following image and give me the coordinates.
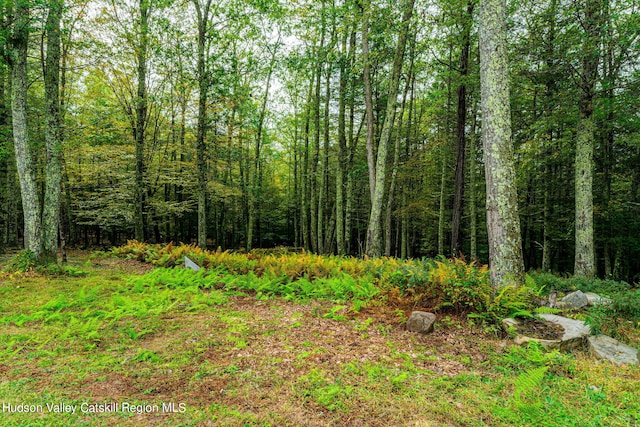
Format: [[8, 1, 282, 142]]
[[110, 241, 544, 326], [3, 249, 87, 277]]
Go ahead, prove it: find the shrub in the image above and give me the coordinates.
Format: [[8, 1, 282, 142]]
[[4, 250, 38, 273], [427, 258, 492, 313]]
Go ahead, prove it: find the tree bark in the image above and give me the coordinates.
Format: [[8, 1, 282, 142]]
[[0, 57, 7, 249], [336, 28, 348, 256], [451, 0, 474, 258], [479, 0, 525, 288], [133, 0, 150, 242], [574, 0, 601, 278], [41, 0, 64, 263], [192, 0, 213, 249], [9, 2, 42, 256]]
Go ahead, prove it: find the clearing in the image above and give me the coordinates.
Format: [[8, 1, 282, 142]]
[[0, 253, 638, 426]]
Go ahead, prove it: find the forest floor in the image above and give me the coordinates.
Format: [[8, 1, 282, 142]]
[[0, 252, 638, 426]]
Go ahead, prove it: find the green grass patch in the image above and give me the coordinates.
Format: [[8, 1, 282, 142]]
[[0, 252, 638, 426]]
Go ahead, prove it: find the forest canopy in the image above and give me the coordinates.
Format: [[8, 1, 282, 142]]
[[0, 0, 639, 281]]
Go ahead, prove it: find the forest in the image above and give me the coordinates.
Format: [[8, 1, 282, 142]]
[[1, 1, 640, 425], [0, 0, 639, 281]]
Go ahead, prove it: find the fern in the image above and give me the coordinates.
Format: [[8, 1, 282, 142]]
[[513, 366, 548, 403], [534, 306, 562, 315]]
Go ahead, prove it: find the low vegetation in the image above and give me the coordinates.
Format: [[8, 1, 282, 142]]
[[0, 245, 638, 426]]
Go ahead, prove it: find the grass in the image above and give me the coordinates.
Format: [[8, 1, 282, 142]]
[[0, 252, 638, 426]]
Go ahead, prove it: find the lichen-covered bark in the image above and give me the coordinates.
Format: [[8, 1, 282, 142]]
[[10, 2, 42, 256], [0, 62, 7, 248], [42, 0, 64, 263], [573, 0, 600, 278], [574, 117, 595, 276], [479, 0, 525, 288]]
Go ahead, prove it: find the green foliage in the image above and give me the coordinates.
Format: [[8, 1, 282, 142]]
[[529, 271, 631, 296], [498, 342, 576, 377], [297, 369, 352, 412], [4, 250, 38, 272], [585, 290, 640, 340], [3, 251, 87, 277]]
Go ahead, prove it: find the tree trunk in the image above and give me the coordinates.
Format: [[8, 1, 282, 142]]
[[192, 0, 213, 249], [0, 58, 7, 249], [301, 75, 313, 251], [248, 43, 277, 251], [574, 0, 600, 278], [479, 0, 525, 288], [133, 0, 149, 242], [437, 146, 447, 256], [365, 0, 415, 257], [9, 2, 42, 256], [385, 56, 413, 256], [41, 0, 64, 263], [318, 54, 331, 254], [469, 125, 478, 261], [336, 29, 348, 256], [451, 1, 474, 258]]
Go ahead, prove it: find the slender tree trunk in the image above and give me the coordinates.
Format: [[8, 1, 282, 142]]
[[385, 57, 412, 256], [365, 0, 415, 257], [133, 0, 150, 242], [574, 0, 600, 278], [41, 0, 64, 263], [318, 56, 331, 254], [248, 44, 277, 250], [541, 0, 557, 271], [361, 1, 376, 204], [301, 75, 313, 251], [479, 0, 525, 288], [0, 59, 7, 249], [451, 1, 474, 258], [437, 147, 447, 256], [336, 29, 348, 256], [469, 117, 478, 261], [344, 27, 358, 256], [9, 2, 42, 256], [192, 0, 213, 249]]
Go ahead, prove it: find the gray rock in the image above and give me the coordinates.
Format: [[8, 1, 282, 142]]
[[406, 311, 436, 334], [588, 335, 639, 365], [184, 256, 201, 271], [502, 318, 519, 331], [559, 290, 589, 309], [584, 292, 612, 306], [508, 314, 591, 351], [537, 314, 591, 349]]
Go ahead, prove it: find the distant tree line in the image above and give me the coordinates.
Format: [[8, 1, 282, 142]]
[[0, 0, 639, 283]]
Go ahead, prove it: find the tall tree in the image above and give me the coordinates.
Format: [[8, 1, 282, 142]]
[[479, 0, 525, 287], [451, 0, 474, 258], [573, 0, 601, 277], [192, 0, 213, 249], [8, 0, 42, 256], [132, 0, 150, 242], [41, 0, 64, 263]]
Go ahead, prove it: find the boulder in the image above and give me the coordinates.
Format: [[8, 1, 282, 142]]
[[406, 311, 436, 334], [506, 314, 591, 351], [584, 292, 612, 306], [559, 290, 589, 309], [588, 335, 639, 365], [184, 256, 201, 271]]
